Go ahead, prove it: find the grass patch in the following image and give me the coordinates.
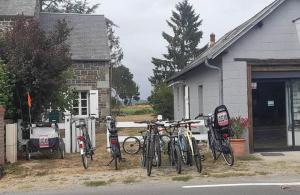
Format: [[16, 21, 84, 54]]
[[237, 155, 262, 161], [3, 163, 30, 178], [84, 180, 107, 187], [17, 184, 34, 190], [35, 170, 49, 176], [123, 176, 138, 184], [255, 171, 268, 176], [172, 175, 193, 182], [113, 105, 154, 116], [208, 171, 256, 178]]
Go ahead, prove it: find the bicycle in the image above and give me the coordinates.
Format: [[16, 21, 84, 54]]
[[106, 116, 122, 170], [76, 118, 95, 169], [163, 126, 182, 174], [196, 105, 234, 166], [169, 119, 202, 173], [134, 120, 165, 176]]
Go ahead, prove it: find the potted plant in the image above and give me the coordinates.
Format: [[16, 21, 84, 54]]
[[230, 116, 249, 157]]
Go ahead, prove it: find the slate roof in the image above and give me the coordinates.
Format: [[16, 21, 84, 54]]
[[168, 0, 286, 82], [0, 0, 38, 16], [39, 12, 110, 61]]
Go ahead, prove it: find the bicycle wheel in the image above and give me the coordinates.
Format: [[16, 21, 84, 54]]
[[122, 136, 141, 154], [81, 154, 88, 169], [146, 140, 154, 176], [178, 135, 189, 165], [221, 140, 234, 166], [155, 136, 161, 167], [174, 144, 182, 174], [208, 131, 217, 160], [186, 137, 193, 166], [114, 153, 118, 170], [160, 135, 170, 154], [192, 137, 202, 173], [140, 141, 147, 167]]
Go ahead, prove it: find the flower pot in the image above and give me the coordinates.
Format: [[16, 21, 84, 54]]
[[230, 138, 247, 157]]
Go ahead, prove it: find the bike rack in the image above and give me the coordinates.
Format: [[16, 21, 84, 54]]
[[105, 118, 208, 153]]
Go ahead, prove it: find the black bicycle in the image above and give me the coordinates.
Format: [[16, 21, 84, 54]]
[[196, 105, 234, 166], [106, 116, 122, 170], [135, 120, 164, 176]]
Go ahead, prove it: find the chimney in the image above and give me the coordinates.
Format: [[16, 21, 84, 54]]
[[210, 33, 216, 47]]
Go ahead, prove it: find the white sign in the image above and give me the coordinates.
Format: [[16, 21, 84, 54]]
[[251, 82, 257, 90], [267, 100, 274, 107]]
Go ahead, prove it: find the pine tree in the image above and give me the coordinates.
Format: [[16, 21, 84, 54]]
[[149, 0, 207, 85]]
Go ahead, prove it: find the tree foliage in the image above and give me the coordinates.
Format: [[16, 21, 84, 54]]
[[0, 17, 73, 121], [106, 19, 124, 67], [149, 0, 207, 85], [112, 65, 140, 105], [42, 0, 100, 14], [148, 83, 174, 120], [0, 59, 16, 118]]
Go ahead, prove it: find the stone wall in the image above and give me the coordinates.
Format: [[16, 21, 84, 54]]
[[0, 106, 5, 166], [69, 61, 111, 118]]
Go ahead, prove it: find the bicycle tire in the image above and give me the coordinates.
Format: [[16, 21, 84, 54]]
[[221, 140, 234, 166], [174, 144, 182, 174], [122, 136, 141, 154], [208, 131, 217, 160], [160, 134, 171, 154], [178, 135, 189, 165], [81, 154, 88, 169], [114, 153, 118, 170], [147, 140, 154, 176], [155, 136, 161, 167], [192, 137, 202, 173], [140, 142, 147, 167], [186, 137, 193, 166]]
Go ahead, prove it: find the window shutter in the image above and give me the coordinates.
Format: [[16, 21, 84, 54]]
[[89, 90, 99, 118]]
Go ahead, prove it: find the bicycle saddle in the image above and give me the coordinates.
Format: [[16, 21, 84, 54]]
[[76, 124, 86, 128]]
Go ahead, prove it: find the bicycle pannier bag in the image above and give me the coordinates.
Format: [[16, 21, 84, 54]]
[[214, 105, 232, 136]]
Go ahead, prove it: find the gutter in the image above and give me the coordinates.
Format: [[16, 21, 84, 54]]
[[205, 59, 224, 105], [168, 80, 185, 88]]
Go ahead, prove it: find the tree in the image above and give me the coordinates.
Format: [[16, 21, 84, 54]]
[[106, 19, 124, 67], [0, 58, 16, 118], [149, 0, 207, 85], [0, 17, 73, 121], [148, 83, 174, 120], [112, 65, 140, 105], [42, 0, 100, 14]]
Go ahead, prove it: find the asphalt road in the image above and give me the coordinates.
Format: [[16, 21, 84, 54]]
[[2, 182, 300, 195]]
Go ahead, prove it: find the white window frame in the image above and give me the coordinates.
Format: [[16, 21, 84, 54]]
[[73, 91, 89, 117]]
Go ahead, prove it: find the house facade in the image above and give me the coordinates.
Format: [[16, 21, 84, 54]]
[[168, 0, 300, 153], [0, 0, 111, 120]]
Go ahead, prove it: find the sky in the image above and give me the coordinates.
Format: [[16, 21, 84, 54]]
[[93, 0, 275, 99]]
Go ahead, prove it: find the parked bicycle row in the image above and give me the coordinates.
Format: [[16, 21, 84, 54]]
[[103, 105, 235, 176]]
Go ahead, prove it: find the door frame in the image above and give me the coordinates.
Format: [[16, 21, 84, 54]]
[[246, 61, 300, 152]]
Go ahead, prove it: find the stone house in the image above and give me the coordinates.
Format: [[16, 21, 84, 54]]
[[0, 0, 111, 120], [168, 0, 300, 153]]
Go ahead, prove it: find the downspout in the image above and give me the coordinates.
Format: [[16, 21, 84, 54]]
[[205, 59, 223, 105]]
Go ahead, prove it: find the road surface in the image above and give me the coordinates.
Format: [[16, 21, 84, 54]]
[[2, 181, 300, 195]]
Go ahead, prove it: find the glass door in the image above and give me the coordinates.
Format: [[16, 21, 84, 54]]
[[287, 80, 300, 147]]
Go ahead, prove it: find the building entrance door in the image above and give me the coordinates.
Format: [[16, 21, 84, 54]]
[[252, 80, 287, 150]]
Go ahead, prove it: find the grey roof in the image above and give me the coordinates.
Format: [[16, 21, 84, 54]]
[[39, 12, 110, 61], [0, 0, 37, 16], [168, 0, 286, 82]]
